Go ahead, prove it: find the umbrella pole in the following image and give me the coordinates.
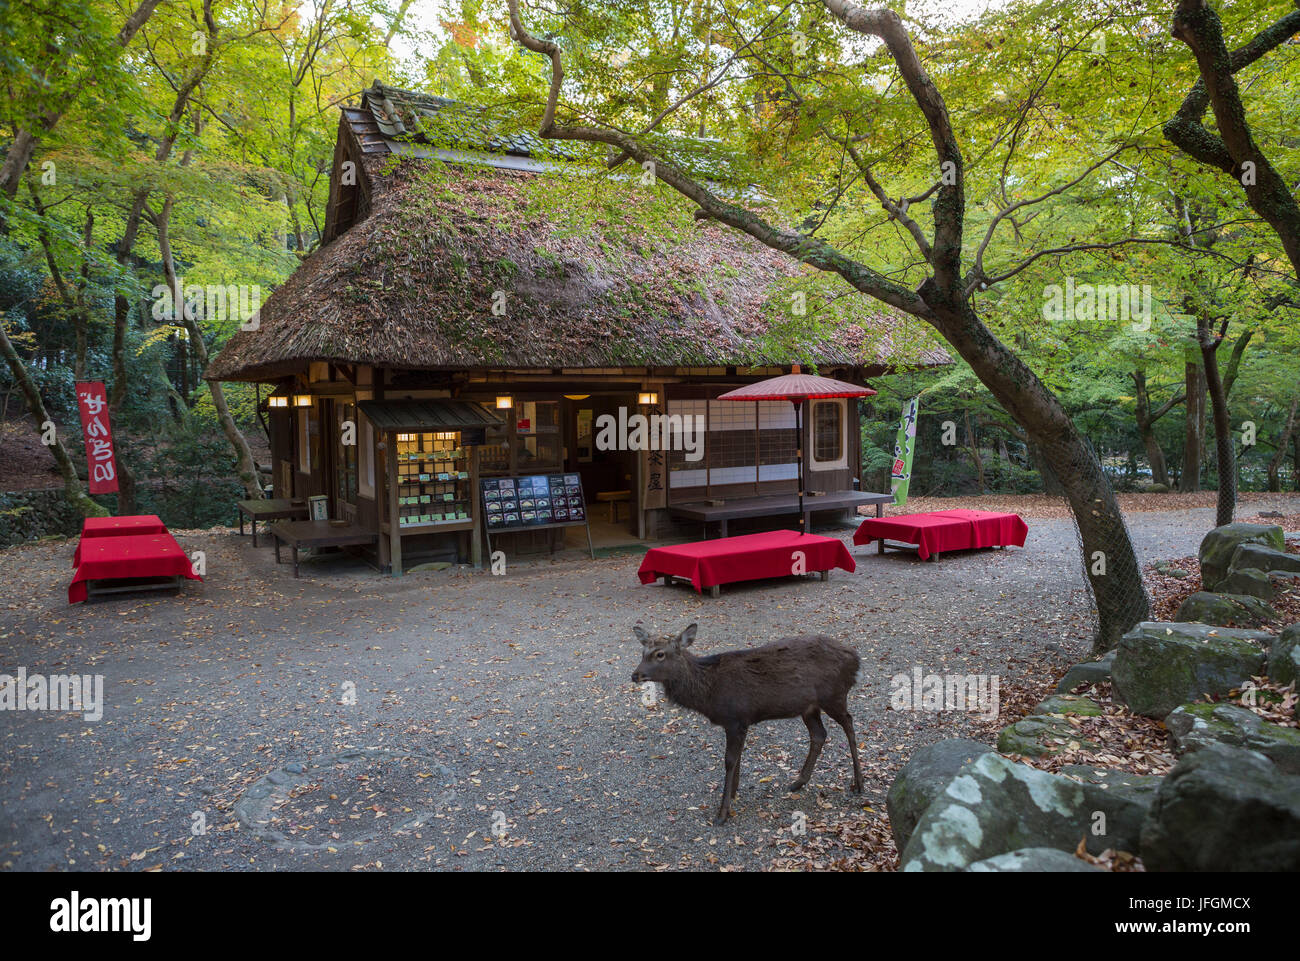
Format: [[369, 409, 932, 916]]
[[795, 399, 804, 535]]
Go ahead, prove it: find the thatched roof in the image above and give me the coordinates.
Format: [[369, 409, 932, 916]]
[[206, 85, 949, 383]]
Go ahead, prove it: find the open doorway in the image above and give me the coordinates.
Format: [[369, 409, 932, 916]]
[[564, 392, 640, 542]]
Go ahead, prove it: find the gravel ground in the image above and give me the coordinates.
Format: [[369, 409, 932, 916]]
[[2, 497, 1296, 872]]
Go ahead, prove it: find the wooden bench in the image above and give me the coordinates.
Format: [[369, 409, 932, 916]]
[[268, 520, 379, 578], [237, 498, 308, 547], [669, 491, 893, 539]]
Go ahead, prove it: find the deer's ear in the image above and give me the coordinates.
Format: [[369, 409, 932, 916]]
[[678, 623, 697, 648], [633, 625, 650, 646]]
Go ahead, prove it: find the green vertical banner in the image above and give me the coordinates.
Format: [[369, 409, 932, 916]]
[[891, 396, 920, 506]]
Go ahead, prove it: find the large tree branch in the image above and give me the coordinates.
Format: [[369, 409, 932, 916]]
[[505, 0, 930, 318], [968, 147, 1130, 296], [1165, 2, 1300, 275], [822, 1, 965, 293]]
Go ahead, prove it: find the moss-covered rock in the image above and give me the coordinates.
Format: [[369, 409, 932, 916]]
[[1231, 543, 1300, 578], [1199, 523, 1284, 591], [1054, 652, 1115, 693], [885, 738, 993, 851], [997, 714, 1100, 757], [1141, 743, 1300, 871], [1175, 590, 1277, 627], [1270, 624, 1300, 686], [1032, 694, 1104, 717], [966, 848, 1103, 872], [1218, 567, 1276, 600], [1165, 702, 1300, 773], [900, 753, 1147, 871], [1111, 622, 1271, 719]]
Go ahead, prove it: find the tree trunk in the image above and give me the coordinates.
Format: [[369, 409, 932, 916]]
[[1168, 2, 1300, 277], [1268, 394, 1299, 492], [1199, 321, 1235, 526], [0, 323, 107, 518], [933, 302, 1148, 651], [1181, 359, 1206, 492], [964, 410, 985, 492], [157, 197, 263, 499], [1132, 370, 1178, 488]]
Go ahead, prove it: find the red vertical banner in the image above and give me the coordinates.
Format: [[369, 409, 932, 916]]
[[74, 381, 119, 495]]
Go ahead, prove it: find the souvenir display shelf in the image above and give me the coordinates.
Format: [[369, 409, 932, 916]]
[[393, 431, 475, 533]]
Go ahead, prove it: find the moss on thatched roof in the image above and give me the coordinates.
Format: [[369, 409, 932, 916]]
[[206, 152, 948, 383]]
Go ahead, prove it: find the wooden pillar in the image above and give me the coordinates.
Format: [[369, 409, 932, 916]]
[[470, 446, 482, 568], [386, 430, 402, 576]]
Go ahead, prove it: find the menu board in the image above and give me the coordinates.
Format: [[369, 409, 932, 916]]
[[481, 473, 587, 532]]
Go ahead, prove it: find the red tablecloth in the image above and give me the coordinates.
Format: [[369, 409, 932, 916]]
[[69, 532, 201, 603], [75, 515, 169, 565], [638, 530, 855, 593], [81, 514, 167, 538], [853, 510, 1027, 560]]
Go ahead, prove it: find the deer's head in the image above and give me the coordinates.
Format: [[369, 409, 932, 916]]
[[631, 623, 697, 685]]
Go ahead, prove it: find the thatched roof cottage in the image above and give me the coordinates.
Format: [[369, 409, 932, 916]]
[[206, 81, 947, 573]]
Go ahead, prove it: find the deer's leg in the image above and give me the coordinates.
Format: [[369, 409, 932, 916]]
[[789, 710, 826, 792], [715, 725, 746, 825], [827, 706, 864, 794]]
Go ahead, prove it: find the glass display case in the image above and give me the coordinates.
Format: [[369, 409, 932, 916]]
[[394, 431, 473, 529]]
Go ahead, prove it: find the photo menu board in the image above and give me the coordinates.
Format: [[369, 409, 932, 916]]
[[481, 473, 588, 532]]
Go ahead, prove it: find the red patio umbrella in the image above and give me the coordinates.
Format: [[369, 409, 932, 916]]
[[717, 366, 876, 535]]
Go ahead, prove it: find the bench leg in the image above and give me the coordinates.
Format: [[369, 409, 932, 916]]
[[820, 570, 829, 582], [661, 574, 671, 586], [252, 518, 258, 549], [274, 536, 281, 565], [239, 513, 245, 537], [292, 545, 300, 578], [878, 539, 885, 554], [710, 585, 720, 598], [720, 519, 728, 538], [876, 503, 884, 517]]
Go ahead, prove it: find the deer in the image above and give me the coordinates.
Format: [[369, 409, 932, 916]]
[[631, 623, 864, 825]]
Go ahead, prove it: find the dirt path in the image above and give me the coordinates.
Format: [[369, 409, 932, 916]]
[[2, 497, 1296, 871]]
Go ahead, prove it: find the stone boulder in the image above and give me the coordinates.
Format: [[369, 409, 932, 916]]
[[885, 738, 993, 851], [1165, 702, 1300, 774], [1057, 764, 1162, 854], [1270, 624, 1300, 686], [1199, 523, 1284, 591], [997, 695, 1104, 757], [1033, 694, 1104, 717], [966, 848, 1104, 872], [1174, 591, 1277, 627], [997, 714, 1099, 758], [1111, 622, 1271, 719], [900, 753, 1146, 871], [1219, 567, 1278, 601], [1055, 651, 1116, 694], [1140, 743, 1300, 871], [1232, 543, 1300, 578]]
